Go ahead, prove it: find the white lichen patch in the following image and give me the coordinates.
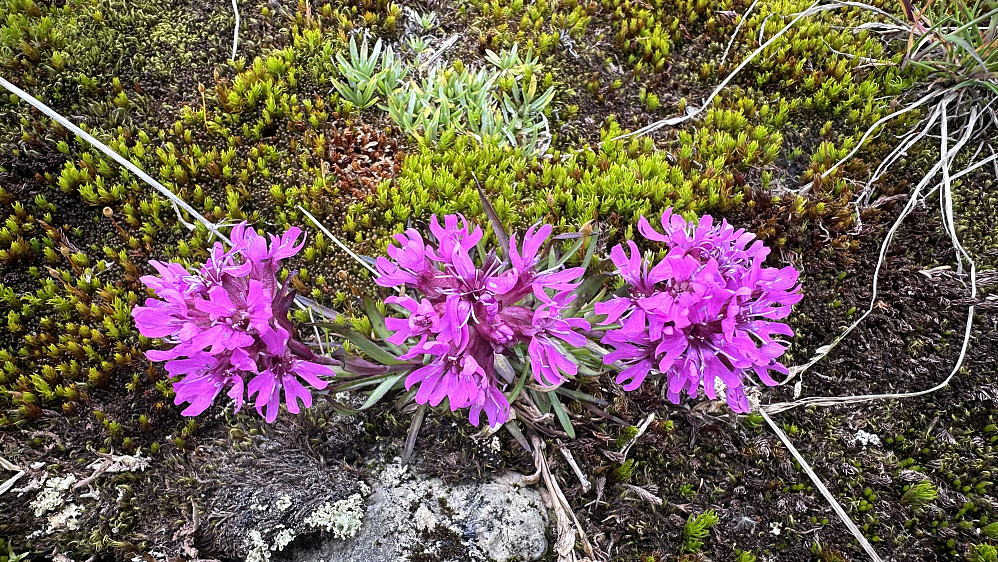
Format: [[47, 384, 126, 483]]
[[47, 503, 84, 533], [414, 504, 436, 532], [855, 429, 882, 448], [271, 528, 295, 551], [244, 524, 302, 562], [275, 494, 293, 512], [31, 474, 77, 517], [244, 530, 271, 562], [237, 481, 370, 561], [305, 493, 365, 540], [304, 459, 549, 561], [130, 550, 169, 562], [89, 451, 150, 473]]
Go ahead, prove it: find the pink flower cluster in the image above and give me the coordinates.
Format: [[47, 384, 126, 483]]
[[376, 215, 589, 427], [132, 224, 333, 422], [132, 209, 803, 424], [596, 209, 802, 412]]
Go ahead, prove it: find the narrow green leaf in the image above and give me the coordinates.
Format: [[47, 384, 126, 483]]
[[551, 235, 585, 269], [472, 171, 509, 256], [358, 372, 407, 411], [364, 296, 391, 340], [550, 392, 576, 438], [939, 33, 989, 73], [566, 273, 610, 315], [326, 399, 360, 416], [329, 372, 400, 393], [503, 419, 532, 452], [343, 329, 406, 365], [531, 388, 551, 414], [580, 226, 600, 271], [506, 361, 531, 403], [394, 386, 418, 411], [303, 320, 341, 329], [294, 295, 339, 320], [555, 385, 608, 406], [403, 403, 428, 465]]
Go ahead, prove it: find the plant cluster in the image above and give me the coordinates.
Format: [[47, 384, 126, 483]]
[[371, 215, 589, 426], [0, 539, 29, 562], [131, 224, 334, 421], [0, 0, 900, 452], [895, 0, 998, 268], [594, 0, 922, 249], [331, 36, 398, 110], [0, 185, 146, 426], [903, 0, 998, 88], [682, 509, 720, 553], [969, 543, 998, 562], [0, 4, 415, 437], [470, 0, 594, 54], [5, 0, 990, 557], [333, 36, 556, 153], [611, 0, 681, 78], [351, 116, 801, 253], [880, 411, 998, 558], [901, 480, 939, 508], [137, 210, 800, 435], [595, 209, 801, 412]]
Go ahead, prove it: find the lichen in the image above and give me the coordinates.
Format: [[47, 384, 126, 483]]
[[274, 494, 293, 512], [46, 503, 84, 534], [30, 474, 77, 518], [243, 530, 270, 562], [305, 493, 366, 540], [414, 504, 437, 532], [269, 527, 295, 552]]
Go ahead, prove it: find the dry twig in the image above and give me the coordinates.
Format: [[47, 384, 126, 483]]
[[0, 455, 25, 496], [526, 435, 596, 562]]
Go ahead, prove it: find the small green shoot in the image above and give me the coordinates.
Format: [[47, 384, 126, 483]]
[[901, 480, 939, 508], [968, 543, 998, 562], [682, 509, 719, 553]]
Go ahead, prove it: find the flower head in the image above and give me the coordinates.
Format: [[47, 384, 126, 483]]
[[132, 223, 332, 420], [597, 209, 801, 412], [374, 215, 588, 427]]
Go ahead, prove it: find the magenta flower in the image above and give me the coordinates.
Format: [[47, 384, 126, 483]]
[[247, 326, 331, 422], [132, 223, 333, 420], [374, 215, 588, 427], [596, 209, 802, 413]]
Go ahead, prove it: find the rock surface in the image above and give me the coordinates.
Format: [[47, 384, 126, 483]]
[[282, 458, 549, 562]]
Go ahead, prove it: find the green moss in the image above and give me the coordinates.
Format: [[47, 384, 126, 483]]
[[468, 0, 594, 54], [616, 424, 640, 447], [361, 118, 761, 248], [682, 509, 719, 553], [968, 544, 998, 562], [902, 480, 939, 509]]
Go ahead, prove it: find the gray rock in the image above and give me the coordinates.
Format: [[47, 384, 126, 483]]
[[284, 458, 549, 562]]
